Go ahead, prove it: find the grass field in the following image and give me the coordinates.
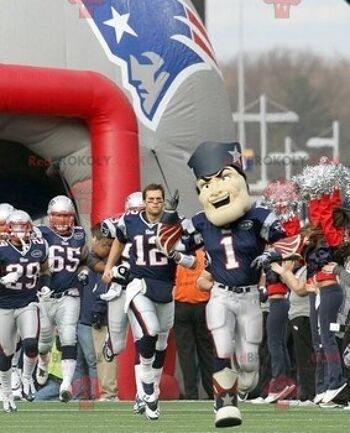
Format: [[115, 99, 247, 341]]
[[0, 401, 349, 433]]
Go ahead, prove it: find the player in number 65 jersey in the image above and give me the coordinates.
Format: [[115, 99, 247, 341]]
[[36, 196, 88, 403], [0, 210, 49, 412]]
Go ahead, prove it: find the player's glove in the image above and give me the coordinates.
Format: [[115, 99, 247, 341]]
[[161, 189, 180, 225], [111, 264, 130, 286], [37, 286, 53, 301], [251, 251, 274, 270], [0, 271, 20, 286], [78, 269, 89, 286], [91, 312, 103, 330], [100, 283, 123, 302], [251, 251, 284, 271], [156, 191, 182, 256]]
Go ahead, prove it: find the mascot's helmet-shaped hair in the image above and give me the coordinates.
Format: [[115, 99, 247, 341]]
[[187, 141, 245, 179]]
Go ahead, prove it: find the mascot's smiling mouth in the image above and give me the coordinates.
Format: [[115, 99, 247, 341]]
[[211, 196, 230, 209]]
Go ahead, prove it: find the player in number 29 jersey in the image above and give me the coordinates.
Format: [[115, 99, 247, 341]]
[[0, 210, 49, 411]]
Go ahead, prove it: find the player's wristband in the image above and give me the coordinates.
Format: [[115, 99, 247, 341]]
[[172, 252, 196, 269]]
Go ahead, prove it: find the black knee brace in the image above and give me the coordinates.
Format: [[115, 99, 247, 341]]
[[136, 336, 157, 359], [61, 344, 77, 360], [22, 338, 38, 358], [153, 349, 166, 369], [0, 352, 13, 371]]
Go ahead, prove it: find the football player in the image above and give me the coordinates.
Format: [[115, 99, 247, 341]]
[[36, 195, 89, 402], [0, 210, 49, 412], [103, 184, 196, 420], [0, 203, 22, 393], [99, 192, 144, 360], [98, 192, 147, 413], [161, 142, 285, 427]]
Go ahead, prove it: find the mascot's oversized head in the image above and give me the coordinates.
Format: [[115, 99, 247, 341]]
[[188, 141, 251, 226]]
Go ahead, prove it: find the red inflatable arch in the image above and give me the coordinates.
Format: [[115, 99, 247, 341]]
[[0, 63, 139, 223], [0, 63, 179, 400]]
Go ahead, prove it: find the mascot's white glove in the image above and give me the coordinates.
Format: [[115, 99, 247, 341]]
[[37, 286, 53, 301], [100, 283, 123, 302], [0, 271, 20, 286], [78, 269, 89, 286]]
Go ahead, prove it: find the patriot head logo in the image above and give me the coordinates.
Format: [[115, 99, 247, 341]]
[[81, 0, 218, 130]]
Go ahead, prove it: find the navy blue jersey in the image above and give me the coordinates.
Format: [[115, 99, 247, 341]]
[[186, 204, 285, 287], [0, 238, 48, 309], [39, 225, 87, 293], [116, 210, 177, 303]]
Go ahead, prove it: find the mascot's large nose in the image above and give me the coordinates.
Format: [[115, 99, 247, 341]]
[[210, 178, 223, 195]]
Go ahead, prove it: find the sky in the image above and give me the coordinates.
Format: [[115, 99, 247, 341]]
[[206, 0, 350, 63]]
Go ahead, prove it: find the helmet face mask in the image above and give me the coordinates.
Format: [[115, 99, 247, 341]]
[[48, 212, 75, 235], [7, 210, 33, 245], [47, 196, 76, 235]]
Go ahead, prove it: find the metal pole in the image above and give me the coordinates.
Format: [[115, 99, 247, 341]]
[[260, 94, 267, 187], [237, 0, 245, 150], [333, 121, 339, 161], [284, 136, 292, 180]]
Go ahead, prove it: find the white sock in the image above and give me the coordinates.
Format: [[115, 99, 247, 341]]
[[61, 359, 76, 388], [22, 355, 37, 380], [139, 355, 155, 394], [134, 364, 144, 398], [0, 369, 12, 397]]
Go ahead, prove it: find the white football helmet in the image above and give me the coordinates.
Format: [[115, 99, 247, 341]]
[[125, 191, 144, 211], [7, 210, 33, 243], [0, 203, 15, 238], [47, 195, 75, 235]]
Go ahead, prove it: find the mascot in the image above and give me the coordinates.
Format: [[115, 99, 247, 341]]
[[159, 141, 286, 427]]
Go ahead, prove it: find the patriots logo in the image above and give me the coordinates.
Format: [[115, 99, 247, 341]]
[[81, 0, 218, 130]]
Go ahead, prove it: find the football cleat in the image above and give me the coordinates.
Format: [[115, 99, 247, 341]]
[[133, 395, 146, 414], [22, 377, 36, 402], [36, 365, 49, 386], [103, 337, 115, 363], [59, 384, 73, 403], [143, 393, 160, 420], [2, 395, 17, 413], [215, 405, 242, 428]]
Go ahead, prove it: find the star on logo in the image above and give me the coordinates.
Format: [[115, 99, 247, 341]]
[[103, 7, 137, 44], [229, 149, 241, 164], [221, 393, 234, 406]]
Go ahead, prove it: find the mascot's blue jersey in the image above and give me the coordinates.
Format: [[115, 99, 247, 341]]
[[0, 238, 48, 309], [116, 210, 177, 303], [186, 204, 285, 287], [39, 225, 87, 293]]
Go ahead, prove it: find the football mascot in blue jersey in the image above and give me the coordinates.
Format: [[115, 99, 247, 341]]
[[184, 142, 285, 427]]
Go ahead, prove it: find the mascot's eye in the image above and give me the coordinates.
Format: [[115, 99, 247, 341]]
[[199, 183, 209, 190]]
